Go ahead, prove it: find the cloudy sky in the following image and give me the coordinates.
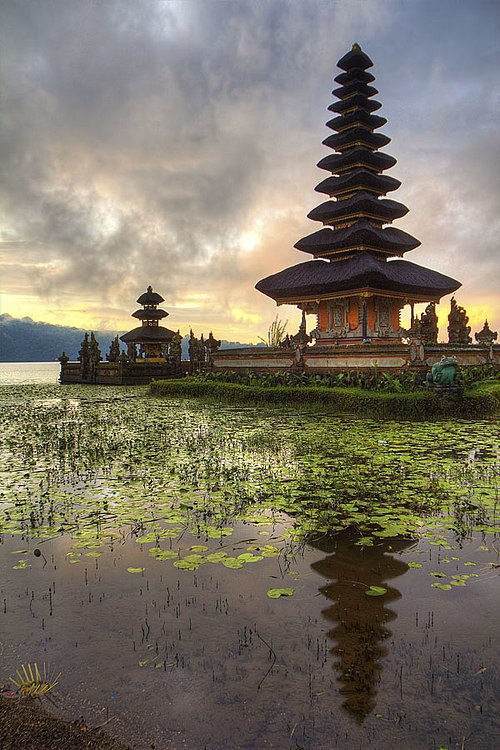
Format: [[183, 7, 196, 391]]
[[1, 0, 499, 342]]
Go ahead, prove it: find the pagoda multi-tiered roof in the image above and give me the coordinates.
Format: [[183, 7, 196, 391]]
[[256, 44, 460, 325], [120, 286, 175, 350]]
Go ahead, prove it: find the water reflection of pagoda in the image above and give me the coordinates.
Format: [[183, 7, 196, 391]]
[[256, 44, 461, 345], [310, 533, 410, 722]]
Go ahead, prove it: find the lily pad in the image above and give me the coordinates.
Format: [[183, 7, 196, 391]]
[[365, 586, 387, 597], [267, 587, 295, 598]]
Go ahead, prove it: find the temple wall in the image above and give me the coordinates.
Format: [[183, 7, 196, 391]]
[[211, 348, 296, 372], [304, 355, 407, 370], [60, 360, 181, 385], [211, 343, 499, 374]]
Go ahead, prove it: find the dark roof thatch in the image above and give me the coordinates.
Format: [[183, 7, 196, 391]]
[[322, 129, 390, 152], [120, 326, 175, 344], [136, 286, 164, 305], [326, 111, 387, 132], [294, 219, 420, 256], [337, 45, 374, 71], [131, 308, 169, 320], [315, 169, 401, 197], [328, 95, 381, 115], [307, 192, 409, 224], [256, 253, 461, 302], [317, 148, 397, 173], [332, 82, 378, 100], [334, 69, 375, 85]]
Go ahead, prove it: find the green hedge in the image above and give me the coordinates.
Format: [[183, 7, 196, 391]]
[[462, 381, 500, 413], [150, 378, 499, 418]]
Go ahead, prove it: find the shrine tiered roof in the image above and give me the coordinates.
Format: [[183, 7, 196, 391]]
[[294, 220, 421, 257], [137, 286, 164, 306], [131, 308, 169, 320], [256, 253, 460, 304], [307, 192, 408, 225], [315, 170, 401, 197], [255, 43, 461, 305]]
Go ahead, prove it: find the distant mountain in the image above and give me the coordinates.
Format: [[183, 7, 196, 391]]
[[0, 314, 263, 362]]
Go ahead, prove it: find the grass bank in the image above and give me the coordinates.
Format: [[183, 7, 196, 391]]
[[150, 378, 500, 417]]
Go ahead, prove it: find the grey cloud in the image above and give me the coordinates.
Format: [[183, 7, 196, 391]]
[[0, 0, 498, 333]]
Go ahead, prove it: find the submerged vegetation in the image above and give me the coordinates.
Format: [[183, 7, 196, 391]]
[[0, 384, 498, 587], [9, 663, 60, 698], [0, 380, 499, 748]]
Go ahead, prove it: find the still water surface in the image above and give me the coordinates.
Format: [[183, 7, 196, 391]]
[[0, 364, 498, 749]]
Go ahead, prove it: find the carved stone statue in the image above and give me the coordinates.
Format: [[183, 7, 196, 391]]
[[169, 330, 183, 368], [107, 335, 121, 362], [292, 310, 311, 349], [419, 302, 438, 344], [205, 332, 221, 358], [475, 320, 498, 346], [426, 356, 459, 386], [188, 329, 203, 371], [79, 332, 90, 378], [447, 298, 471, 344]]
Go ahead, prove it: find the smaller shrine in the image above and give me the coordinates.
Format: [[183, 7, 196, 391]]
[[59, 286, 183, 385], [120, 286, 176, 361]]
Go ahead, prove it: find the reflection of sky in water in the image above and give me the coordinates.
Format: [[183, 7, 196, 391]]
[[0, 379, 499, 749]]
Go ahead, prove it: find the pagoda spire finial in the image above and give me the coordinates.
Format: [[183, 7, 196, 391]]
[[352, 42, 361, 51]]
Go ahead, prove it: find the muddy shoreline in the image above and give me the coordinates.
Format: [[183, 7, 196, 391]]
[[0, 695, 133, 750]]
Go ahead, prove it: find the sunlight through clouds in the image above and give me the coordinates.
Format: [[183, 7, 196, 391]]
[[0, 0, 498, 341]]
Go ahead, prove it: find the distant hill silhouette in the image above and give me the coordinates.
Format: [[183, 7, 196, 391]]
[[0, 314, 262, 362]]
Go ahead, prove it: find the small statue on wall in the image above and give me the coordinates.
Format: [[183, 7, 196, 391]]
[[188, 329, 203, 371], [475, 320, 498, 346], [107, 336, 121, 362], [205, 332, 221, 359], [426, 355, 459, 386], [169, 330, 183, 368], [79, 332, 90, 378], [447, 298, 471, 344], [419, 302, 438, 344]]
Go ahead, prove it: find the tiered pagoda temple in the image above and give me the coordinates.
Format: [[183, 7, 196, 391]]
[[256, 44, 461, 345], [60, 286, 183, 384], [120, 286, 175, 361]]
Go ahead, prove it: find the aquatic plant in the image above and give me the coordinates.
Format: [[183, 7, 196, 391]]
[[9, 662, 61, 698]]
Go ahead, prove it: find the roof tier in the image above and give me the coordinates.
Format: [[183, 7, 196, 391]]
[[332, 82, 378, 100], [120, 326, 175, 344], [317, 148, 397, 174], [328, 95, 382, 115], [307, 192, 409, 225], [131, 308, 169, 320], [322, 129, 390, 151], [315, 169, 401, 197], [326, 111, 387, 132], [137, 286, 164, 306], [256, 253, 461, 304], [294, 220, 420, 258], [334, 69, 375, 85], [337, 44, 374, 71]]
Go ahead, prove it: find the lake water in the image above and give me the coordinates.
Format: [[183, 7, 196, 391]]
[[0, 361, 60, 385], [0, 365, 498, 749]]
